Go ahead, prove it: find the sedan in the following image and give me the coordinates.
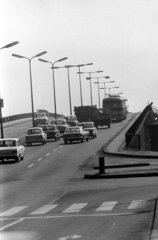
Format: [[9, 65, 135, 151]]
[[51, 119, 69, 134], [63, 126, 89, 144], [26, 127, 47, 146], [78, 122, 97, 138], [0, 138, 25, 162], [38, 124, 60, 141]]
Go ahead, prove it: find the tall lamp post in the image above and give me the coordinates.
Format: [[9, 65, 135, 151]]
[[12, 51, 47, 127], [89, 76, 110, 108], [96, 80, 115, 98], [0, 41, 19, 138], [38, 57, 68, 119], [76, 63, 93, 105], [79, 70, 103, 105]]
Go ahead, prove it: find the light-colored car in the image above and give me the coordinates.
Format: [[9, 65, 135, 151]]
[[0, 138, 25, 163], [63, 126, 89, 144], [26, 127, 47, 146], [38, 124, 60, 141], [51, 119, 69, 134], [78, 122, 97, 138]]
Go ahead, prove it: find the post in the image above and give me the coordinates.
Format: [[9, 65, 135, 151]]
[[52, 66, 57, 119], [99, 156, 105, 174], [67, 67, 72, 115], [89, 73, 93, 105], [29, 60, 35, 127], [78, 66, 83, 106], [0, 98, 4, 138]]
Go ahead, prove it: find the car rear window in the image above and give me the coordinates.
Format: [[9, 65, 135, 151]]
[[65, 128, 80, 133], [0, 140, 16, 147], [51, 120, 65, 125], [28, 129, 41, 134], [84, 123, 93, 128]]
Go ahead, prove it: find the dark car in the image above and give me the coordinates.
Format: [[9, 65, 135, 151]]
[[78, 122, 97, 138], [51, 119, 69, 134], [64, 115, 79, 127], [63, 126, 89, 144], [38, 124, 60, 141]]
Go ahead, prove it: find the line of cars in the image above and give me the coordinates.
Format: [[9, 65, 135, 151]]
[[0, 115, 97, 163]]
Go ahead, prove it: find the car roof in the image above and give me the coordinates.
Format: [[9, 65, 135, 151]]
[[79, 122, 93, 124], [38, 124, 56, 126], [0, 138, 19, 141], [28, 127, 42, 130]]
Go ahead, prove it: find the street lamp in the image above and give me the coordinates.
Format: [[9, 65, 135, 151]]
[[79, 70, 103, 105], [0, 41, 19, 138], [38, 57, 68, 119], [88, 76, 110, 108], [95, 80, 115, 98], [12, 51, 47, 127], [76, 63, 93, 105], [105, 86, 119, 96]]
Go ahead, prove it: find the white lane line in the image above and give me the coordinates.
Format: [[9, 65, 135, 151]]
[[28, 164, 34, 168], [96, 201, 118, 211], [0, 207, 28, 217], [45, 153, 50, 156], [128, 200, 146, 209], [53, 149, 57, 152], [63, 203, 87, 213], [0, 218, 25, 231], [37, 158, 43, 161], [29, 205, 58, 215], [59, 146, 63, 148]]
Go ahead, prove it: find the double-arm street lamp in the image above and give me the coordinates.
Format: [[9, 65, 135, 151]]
[[76, 63, 93, 105], [0, 41, 19, 138], [79, 70, 103, 106], [96, 80, 115, 98], [12, 51, 47, 127], [38, 57, 68, 119], [105, 86, 120, 96]]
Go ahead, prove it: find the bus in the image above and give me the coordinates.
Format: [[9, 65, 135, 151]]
[[102, 96, 128, 121]]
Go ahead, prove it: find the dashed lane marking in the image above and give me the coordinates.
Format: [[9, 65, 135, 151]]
[[45, 153, 50, 156], [96, 201, 118, 211], [28, 164, 34, 168], [59, 146, 63, 148], [29, 205, 58, 215], [63, 203, 88, 213], [0, 207, 28, 217], [128, 200, 146, 209], [37, 158, 43, 161], [53, 149, 57, 152]]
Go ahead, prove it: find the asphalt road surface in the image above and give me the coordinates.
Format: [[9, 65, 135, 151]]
[[0, 113, 158, 239]]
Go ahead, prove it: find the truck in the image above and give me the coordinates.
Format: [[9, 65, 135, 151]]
[[34, 110, 49, 127], [74, 105, 111, 128]]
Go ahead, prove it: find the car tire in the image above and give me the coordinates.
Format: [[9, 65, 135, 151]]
[[81, 138, 84, 143], [27, 143, 29, 146], [64, 140, 67, 144], [15, 156, 20, 162], [21, 156, 24, 161], [86, 137, 89, 142], [92, 135, 95, 139]]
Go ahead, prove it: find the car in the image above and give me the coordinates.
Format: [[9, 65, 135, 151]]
[[0, 138, 25, 163], [63, 126, 89, 144], [26, 127, 47, 146], [38, 124, 60, 141], [78, 122, 97, 138], [51, 119, 69, 134], [64, 116, 79, 127]]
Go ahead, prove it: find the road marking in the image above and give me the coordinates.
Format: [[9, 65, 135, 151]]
[[128, 200, 146, 209], [96, 201, 118, 211], [59, 146, 63, 148], [28, 164, 34, 168], [37, 158, 43, 161], [45, 153, 50, 156], [0, 207, 28, 217], [53, 149, 57, 152], [0, 218, 25, 231], [29, 205, 58, 215], [59, 235, 82, 240], [63, 203, 87, 213]]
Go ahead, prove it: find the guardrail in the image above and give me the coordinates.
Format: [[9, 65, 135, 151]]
[[125, 103, 154, 150]]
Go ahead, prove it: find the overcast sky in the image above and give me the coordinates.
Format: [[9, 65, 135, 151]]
[[1, 0, 158, 117]]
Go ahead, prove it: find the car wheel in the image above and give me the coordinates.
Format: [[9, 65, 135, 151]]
[[64, 140, 67, 144], [55, 137, 58, 141], [92, 135, 95, 139], [86, 137, 89, 142], [21, 156, 24, 161], [81, 138, 84, 143], [45, 140, 47, 144], [15, 156, 20, 162], [58, 136, 60, 140], [1, 159, 4, 163], [70, 140, 72, 144], [27, 143, 29, 146]]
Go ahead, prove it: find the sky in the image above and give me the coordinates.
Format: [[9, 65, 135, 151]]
[[1, 0, 158, 117]]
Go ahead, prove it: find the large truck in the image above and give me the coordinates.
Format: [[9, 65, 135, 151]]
[[74, 105, 111, 128], [34, 110, 49, 127]]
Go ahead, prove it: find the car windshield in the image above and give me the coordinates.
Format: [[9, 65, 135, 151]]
[[0, 140, 16, 147], [27, 129, 41, 134], [51, 120, 65, 125], [65, 128, 80, 133], [65, 116, 76, 120], [43, 126, 55, 131]]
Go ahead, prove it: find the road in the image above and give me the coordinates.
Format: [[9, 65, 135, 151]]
[[0, 113, 158, 239]]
